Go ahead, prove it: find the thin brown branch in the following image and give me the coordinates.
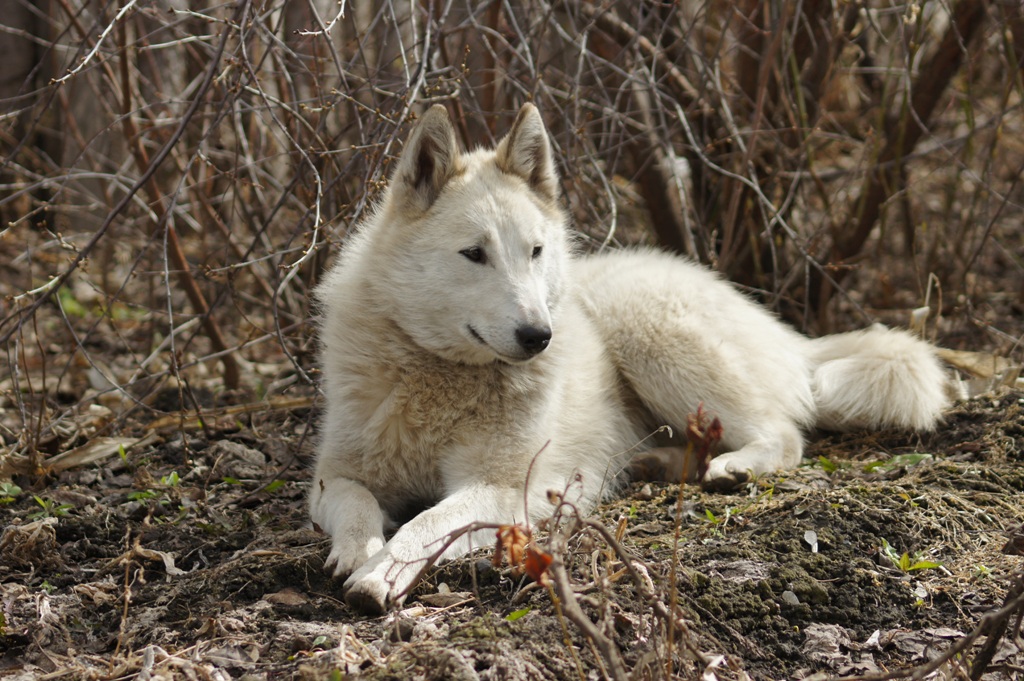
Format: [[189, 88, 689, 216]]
[[970, 572, 1024, 680], [547, 518, 630, 681], [0, 0, 248, 358], [1004, 2, 1024, 80], [630, 79, 694, 257], [565, 0, 701, 107], [115, 13, 240, 390], [837, 571, 1024, 681], [817, 0, 986, 312]]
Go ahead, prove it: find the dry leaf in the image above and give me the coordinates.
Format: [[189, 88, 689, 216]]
[[44, 432, 160, 473], [523, 545, 553, 585]]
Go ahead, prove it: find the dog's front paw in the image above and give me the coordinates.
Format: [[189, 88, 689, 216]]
[[343, 573, 391, 616], [323, 535, 385, 579], [342, 552, 422, 615], [343, 563, 400, 616]]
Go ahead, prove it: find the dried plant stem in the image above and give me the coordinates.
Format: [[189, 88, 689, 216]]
[[116, 13, 240, 389], [548, 529, 629, 681], [545, 582, 589, 681], [816, 0, 986, 313], [0, 0, 247, 362]]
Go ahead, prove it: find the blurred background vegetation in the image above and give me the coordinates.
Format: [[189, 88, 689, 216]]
[[1, 0, 1022, 461]]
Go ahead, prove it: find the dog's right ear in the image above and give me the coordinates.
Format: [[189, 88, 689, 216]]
[[393, 105, 461, 211], [496, 103, 559, 203]]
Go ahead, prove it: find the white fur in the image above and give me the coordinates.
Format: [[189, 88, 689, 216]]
[[309, 104, 950, 613]]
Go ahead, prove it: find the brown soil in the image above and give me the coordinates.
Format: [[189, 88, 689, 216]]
[[2, 392, 1023, 680]]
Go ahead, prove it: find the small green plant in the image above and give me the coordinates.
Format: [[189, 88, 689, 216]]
[[56, 286, 88, 318], [880, 538, 942, 573], [897, 492, 925, 508], [127, 471, 182, 506], [756, 483, 775, 502], [0, 482, 22, 505], [864, 453, 934, 473], [28, 495, 73, 519], [506, 607, 531, 622], [264, 479, 286, 494], [816, 455, 838, 473], [703, 507, 732, 536], [104, 300, 146, 322]]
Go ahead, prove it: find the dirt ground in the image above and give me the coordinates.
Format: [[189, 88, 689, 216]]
[[1, 386, 1022, 680]]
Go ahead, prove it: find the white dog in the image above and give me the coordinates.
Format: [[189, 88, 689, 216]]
[[309, 103, 949, 614]]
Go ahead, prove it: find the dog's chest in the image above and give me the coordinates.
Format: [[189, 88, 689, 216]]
[[343, 358, 526, 495]]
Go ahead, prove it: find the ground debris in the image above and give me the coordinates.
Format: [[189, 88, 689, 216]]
[[0, 395, 1022, 679]]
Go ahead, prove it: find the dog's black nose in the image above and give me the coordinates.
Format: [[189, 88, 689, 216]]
[[515, 325, 552, 355]]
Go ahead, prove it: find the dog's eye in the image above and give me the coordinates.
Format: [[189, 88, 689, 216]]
[[532, 245, 543, 259], [460, 246, 486, 264]]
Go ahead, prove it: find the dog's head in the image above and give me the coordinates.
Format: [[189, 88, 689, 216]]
[[371, 104, 570, 365]]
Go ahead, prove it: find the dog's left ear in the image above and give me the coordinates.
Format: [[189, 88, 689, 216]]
[[497, 103, 559, 203], [394, 105, 461, 211]]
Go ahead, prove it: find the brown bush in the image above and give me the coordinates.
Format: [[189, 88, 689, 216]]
[[1, 0, 1021, 457]]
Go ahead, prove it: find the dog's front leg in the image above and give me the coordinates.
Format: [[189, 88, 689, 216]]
[[309, 476, 387, 579], [343, 483, 521, 615]]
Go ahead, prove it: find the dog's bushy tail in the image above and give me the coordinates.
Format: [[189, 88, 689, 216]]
[[808, 325, 950, 432]]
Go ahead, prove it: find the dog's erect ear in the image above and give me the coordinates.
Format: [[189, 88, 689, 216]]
[[395, 105, 461, 210], [496, 103, 559, 203]]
